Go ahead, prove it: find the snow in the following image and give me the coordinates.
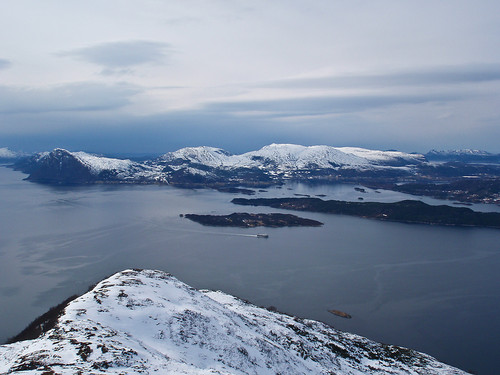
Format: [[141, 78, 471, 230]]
[[240, 144, 370, 169], [21, 144, 428, 185], [72, 152, 137, 174], [160, 146, 232, 167], [337, 147, 426, 164], [159, 143, 425, 171], [0, 269, 467, 375]]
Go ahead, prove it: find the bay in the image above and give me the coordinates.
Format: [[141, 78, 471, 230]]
[[0, 166, 499, 374]]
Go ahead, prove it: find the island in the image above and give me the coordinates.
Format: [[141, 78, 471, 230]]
[[328, 309, 352, 319], [231, 197, 500, 229], [184, 212, 323, 227], [216, 187, 256, 195]]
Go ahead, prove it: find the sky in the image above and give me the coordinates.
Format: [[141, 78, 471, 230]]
[[1, 0, 500, 155]]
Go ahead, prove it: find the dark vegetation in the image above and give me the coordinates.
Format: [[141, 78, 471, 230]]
[[6, 295, 79, 344], [184, 212, 323, 227], [232, 197, 500, 229]]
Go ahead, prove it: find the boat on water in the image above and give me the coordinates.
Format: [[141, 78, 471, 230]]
[[256, 234, 269, 238]]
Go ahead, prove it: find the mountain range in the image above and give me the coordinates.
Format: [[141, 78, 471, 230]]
[[12, 144, 428, 185]]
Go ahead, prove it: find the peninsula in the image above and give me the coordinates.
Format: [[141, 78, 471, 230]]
[[231, 197, 500, 229]]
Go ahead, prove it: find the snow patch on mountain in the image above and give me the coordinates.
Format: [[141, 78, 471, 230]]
[[0, 269, 467, 375], [72, 152, 137, 174], [159, 143, 425, 171], [241, 144, 370, 170], [337, 147, 426, 164], [159, 146, 232, 167]]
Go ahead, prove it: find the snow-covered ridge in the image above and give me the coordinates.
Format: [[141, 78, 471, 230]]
[[72, 151, 137, 174], [0, 269, 466, 374], [337, 147, 426, 164], [159, 143, 425, 170], [159, 146, 232, 167]]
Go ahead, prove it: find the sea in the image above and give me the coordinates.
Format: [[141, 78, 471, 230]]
[[0, 166, 499, 374]]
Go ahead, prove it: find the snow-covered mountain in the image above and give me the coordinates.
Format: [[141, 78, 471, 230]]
[[159, 143, 426, 170], [16, 148, 165, 184], [12, 144, 427, 185], [0, 269, 467, 375]]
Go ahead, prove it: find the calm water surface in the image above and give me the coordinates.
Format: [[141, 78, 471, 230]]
[[0, 166, 499, 374]]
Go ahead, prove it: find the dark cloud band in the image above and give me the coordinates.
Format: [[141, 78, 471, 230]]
[[260, 65, 500, 90], [58, 40, 171, 72], [205, 93, 464, 117], [0, 82, 140, 114]]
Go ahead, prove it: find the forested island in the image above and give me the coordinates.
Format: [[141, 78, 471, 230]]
[[184, 212, 323, 227], [232, 198, 500, 229]]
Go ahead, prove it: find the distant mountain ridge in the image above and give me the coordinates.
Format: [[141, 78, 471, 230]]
[[159, 143, 426, 169], [12, 144, 427, 185], [0, 269, 467, 374], [425, 149, 500, 163]]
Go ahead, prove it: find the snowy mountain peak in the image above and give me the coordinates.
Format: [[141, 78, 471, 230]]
[[159, 146, 232, 166], [36, 149, 139, 175], [0, 269, 467, 374], [242, 144, 369, 169], [17, 149, 158, 184]]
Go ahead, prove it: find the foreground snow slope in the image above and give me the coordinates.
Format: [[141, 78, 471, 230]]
[[0, 269, 467, 375]]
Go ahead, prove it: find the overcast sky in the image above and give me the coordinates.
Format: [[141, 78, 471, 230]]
[[1, 0, 500, 154]]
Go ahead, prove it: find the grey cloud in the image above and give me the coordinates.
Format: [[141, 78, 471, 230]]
[[205, 93, 464, 118], [58, 40, 171, 72], [0, 59, 11, 70], [3, 93, 499, 155], [0, 82, 140, 114], [261, 65, 500, 90]]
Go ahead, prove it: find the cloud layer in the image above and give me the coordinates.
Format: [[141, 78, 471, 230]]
[[59, 40, 171, 74], [1, 1, 500, 153], [0, 83, 140, 114], [260, 65, 500, 89]]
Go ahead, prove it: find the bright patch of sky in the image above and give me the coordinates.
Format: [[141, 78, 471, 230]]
[[1, 0, 500, 154]]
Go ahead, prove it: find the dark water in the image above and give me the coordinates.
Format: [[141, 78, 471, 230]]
[[0, 166, 499, 374]]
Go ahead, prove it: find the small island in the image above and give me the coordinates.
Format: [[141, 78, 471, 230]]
[[216, 187, 256, 195], [328, 309, 352, 319], [231, 197, 500, 229], [184, 212, 323, 228]]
